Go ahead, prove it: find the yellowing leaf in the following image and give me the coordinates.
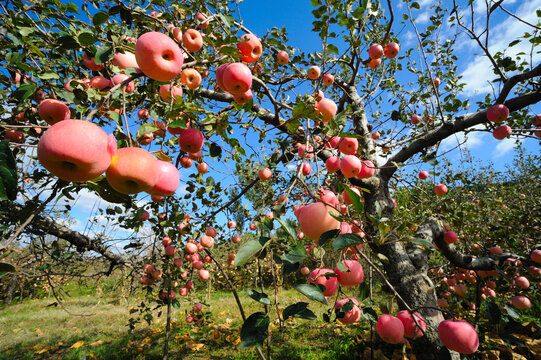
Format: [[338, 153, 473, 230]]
[[90, 340, 104, 347], [142, 337, 152, 344], [35, 329, 44, 337], [12, 328, 22, 334], [232, 337, 241, 346], [35, 347, 50, 354], [70, 340, 84, 349]]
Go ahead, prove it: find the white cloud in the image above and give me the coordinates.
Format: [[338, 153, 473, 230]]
[[440, 125, 486, 151], [492, 138, 520, 158]]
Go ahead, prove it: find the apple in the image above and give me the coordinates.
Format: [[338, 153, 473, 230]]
[[186, 242, 197, 254], [340, 155, 362, 178], [515, 276, 529, 289], [111, 74, 135, 93], [489, 246, 503, 255], [33, 89, 45, 102], [249, 223, 257, 231], [37, 120, 116, 182], [487, 104, 509, 123], [411, 114, 421, 124], [237, 33, 263, 63], [298, 162, 312, 176], [300, 267, 310, 276], [376, 315, 405, 344], [200, 235, 214, 248], [83, 53, 105, 71], [455, 284, 467, 297], [437, 298, 448, 307], [172, 27, 183, 42], [106, 147, 158, 194], [531, 114, 541, 127], [368, 58, 381, 69], [137, 132, 153, 146], [297, 202, 340, 241], [322, 73, 334, 86], [433, 77, 441, 87], [397, 310, 426, 338], [112, 51, 138, 69], [199, 269, 210, 280], [308, 268, 338, 296], [258, 168, 272, 181], [418, 170, 429, 179], [182, 29, 203, 52], [358, 160, 375, 179], [196, 13, 209, 29], [147, 160, 179, 196], [140, 211, 150, 221], [38, 99, 70, 125], [438, 320, 479, 354], [206, 227, 217, 237], [338, 137, 358, 155], [277, 51, 289, 65], [165, 245, 177, 256], [368, 44, 383, 59], [89, 76, 111, 91], [196, 162, 208, 174], [335, 298, 361, 324], [325, 156, 341, 173], [151, 269, 162, 280], [222, 62, 252, 95], [384, 42, 400, 59], [343, 187, 361, 205], [372, 132, 380, 140], [231, 235, 241, 244], [511, 296, 531, 310], [443, 231, 458, 244], [335, 260, 364, 287], [9, 72, 21, 83], [307, 66, 321, 80], [234, 89, 253, 104], [181, 68, 202, 90], [531, 249, 541, 263], [135, 32, 183, 81], [315, 90, 325, 101], [297, 143, 314, 158], [216, 63, 231, 91], [138, 109, 150, 120], [228, 220, 236, 229], [4, 130, 24, 143], [179, 128, 204, 153], [159, 84, 183, 103], [180, 156, 192, 168], [319, 189, 339, 207], [493, 125, 512, 140], [434, 184, 448, 195], [315, 98, 337, 123]]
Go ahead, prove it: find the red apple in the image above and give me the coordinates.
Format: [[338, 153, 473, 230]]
[[147, 160, 179, 196], [4, 130, 25, 143], [227, 220, 236, 229], [200, 235, 214, 248], [83, 53, 105, 71], [368, 44, 383, 59], [411, 114, 421, 124], [335, 298, 361, 324], [372, 131, 380, 140], [438, 320, 479, 354], [181, 68, 202, 90], [358, 160, 375, 179], [37, 120, 116, 182], [180, 156, 192, 168], [340, 155, 362, 178], [237, 33, 262, 63], [111, 73, 135, 93], [308, 268, 338, 296], [277, 51, 289, 65], [335, 260, 364, 287], [315, 98, 337, 123], [368, 58, 381, 69], [196, 13, 209, 29], [138, 132, 153, 146], [384, 42, 400, 59], [196, 162, 208, 174], [487, 104, 509, 123], [297, 202, 339, 241], [418, 170, 429, 179], [106, 147, 158, 194], [258, 168, 272, 181], [159, 84, 183, 103], [112, 51, 139, 70], [325, 156, 341, 173], [322, 73, 334, 86], [338, 137, 358, 155], [376, 315, 405, 344], [397, 310, 426, 338], [307, 66, 321, 80], [182, 29, 203, 52], [493, 125, 512, 140], [434, 184, 448, 195], [89, 76, 111, 90], [222, 62, 252, 95], [443, 231, 458, 244], [179, 128, 204, 153], [38, 99, 70, 125], [135, 32, 184, 81], [234, 89, 253, 104], [165, 245, 177, 256], [199, 269, 209, 280]]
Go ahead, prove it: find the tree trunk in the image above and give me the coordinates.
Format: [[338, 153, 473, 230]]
[[366, 179, 459, 360], [4, 274, 18, 305]]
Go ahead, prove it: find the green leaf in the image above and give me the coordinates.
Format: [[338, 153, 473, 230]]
[[489, 0, 504, 14], [411, 237, 435, 249], [57, 35, 80, 50], [92, 11, 109, 26], [344, 187, 364, 213], [94, 45, 113, 65], [78, 32, 97, 46], [276, 217, 297, 240], [282, 302, 316, 321], [332, 233, 364, 250], [293, 282, 327, 304], [217, 13, 235, 28], [246, 289, 271, 305], [318, 229, 340, 246], [0, 262, 16, 272], [327, 44, 338, 55], [86, 176, 132, 206], [358, 282, 370, 300], [486, 301, 501, 324], [11, 83, 36, 101], [411, 2, 420, 9], [352, 6, 366, 19], [362, 307, 378, 322], [505, 304, 520, 320], [172, 299, 180, 309], [0, 141, 18, 201], [240, 312, 269, 348], [235, 237, 271, 266], [38, 71, 60, 80], [210, 143, 222, 158], [136, 124, 160, 139], [280, 244, 307, 266]]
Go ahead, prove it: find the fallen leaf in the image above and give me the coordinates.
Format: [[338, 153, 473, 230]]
[[35, 347, 51, 354], [12, 328, 21, 334], [232, 337, 241, 346], [70, 340, 84, 349], [142, 337, 152, 344], [90, 340, 104, 347], [36, 329, 44, 337]]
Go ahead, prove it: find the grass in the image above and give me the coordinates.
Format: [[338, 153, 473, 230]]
[[0, 288, 392, 360]]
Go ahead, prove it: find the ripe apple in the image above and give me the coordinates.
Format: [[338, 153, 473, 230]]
[[372, 131, 380, 140], [181, 68, 202, 90], [340, 155, 362, 178], [338, 137, 358, 155], [486, 104, 509, 123], [196, 162, 208, 174], [368, 44, 383, 59], [368, 58, 381, 69], [411, 114, 421, 124], [249, 222, 257, 230], [384, 42, 400, 59], [511, 295, 531, 310], [83, 53, 105, 71], [106, 147, 158, 194], [138, 132, 153, 146], [165, 245, 177, 256], [37, 120, 116, 182], [89, 76, 111, 90], [215, 63, 231, 91], [206, 227, 217, 237], [418, 170, 429, 179], [233, 89, 253, 104], [138, 109, 150, 120], [196, 13, 209, 29], [258, 167, 272, 181], [179, 128, 204, 153], [298, 162, 312, 176], [237, 33, 262, 63], [277, 51, 289, 65], [159, 84, 183, 103], [335, 298, 361, 324], [307, 66, 321, 80], [358, 160, 375, 179], [300, 267, 310, 276], [434, 184, 448, 195], [438, 320, 479, 354], [180, 156, 192, 168], [493, 125, 512, 140], [227, 220, 236, 229], [200, 235, 214, 248], [222, 62, 252, 95], [199, 269, 210, 280], [325, 156, 341, 173], [443, 231, 458, 244], [297, 202, 339, 241], [147, 160, 180, 196], [531, 114, 541, 127], [111, 74, 135, 93], [308, 268, 338, 296], [433, 77, 441, 87], [342, 187, 361, 204], [4, 130, 25, 143], [231, 235, 241, 243], [322, 73, 334, 86], [135, 32, 184, 81], [335, 260, 364, 287], [112, 51, 139, 70], [515, 276, 529, 289], [396, 311, 426, 338], [376, 315, 405, 344], [315, 98, 337, 123], [38, 99, 70, 125], [531, 249, 541, 263]]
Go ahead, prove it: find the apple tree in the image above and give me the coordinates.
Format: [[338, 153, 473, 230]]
[[0, 0, 540, 359]]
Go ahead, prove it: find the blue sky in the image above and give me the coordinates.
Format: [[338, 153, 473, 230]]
[[9, 0, 541, 250]]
